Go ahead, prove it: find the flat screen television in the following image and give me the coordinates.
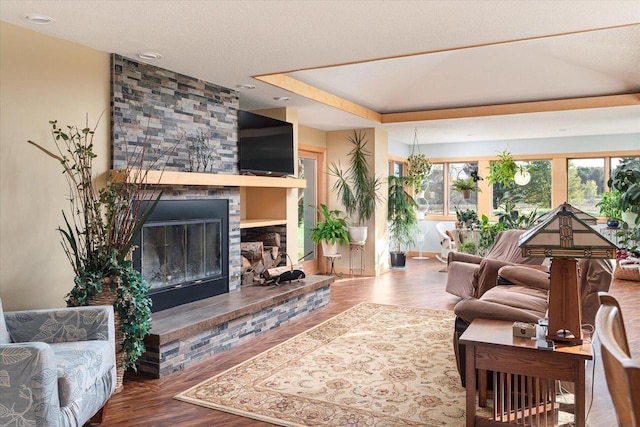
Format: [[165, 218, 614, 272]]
[[238, 110, 294, 177]]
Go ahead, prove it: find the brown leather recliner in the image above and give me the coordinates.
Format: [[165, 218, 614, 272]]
[[452, 258, 614, 385], [445, 229, 545, 299]]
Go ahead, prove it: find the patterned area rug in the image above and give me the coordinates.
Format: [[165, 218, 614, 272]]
[[175, 303, 466, 426]]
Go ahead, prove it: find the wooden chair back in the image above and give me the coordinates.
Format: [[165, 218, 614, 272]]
[[596, 292, 640, 427]]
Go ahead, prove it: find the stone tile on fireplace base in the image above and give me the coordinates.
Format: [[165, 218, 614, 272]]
[[137, 275, 333, 378]]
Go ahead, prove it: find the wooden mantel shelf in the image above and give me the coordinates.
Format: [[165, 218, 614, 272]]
[[109, 169, 306, 189]]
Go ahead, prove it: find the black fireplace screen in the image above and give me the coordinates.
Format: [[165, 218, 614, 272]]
[[132, 198, 229, 312], [141, 219, 222, 291]]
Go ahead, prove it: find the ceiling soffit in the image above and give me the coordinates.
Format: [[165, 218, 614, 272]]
[[255, 23, 640, 124]]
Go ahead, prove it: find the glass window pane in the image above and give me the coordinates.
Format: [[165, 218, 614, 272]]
[[299, 156, 318, 262], [422, 163, 443, 215], [568, 158, 605, 216], [492, 160, 552, 215], [449, 162, 479, 215]]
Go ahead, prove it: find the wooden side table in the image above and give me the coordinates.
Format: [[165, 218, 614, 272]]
[[459, 319, 592, 427]]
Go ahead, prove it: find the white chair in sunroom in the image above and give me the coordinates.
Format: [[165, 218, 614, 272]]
[[435, 222, 458, 263]]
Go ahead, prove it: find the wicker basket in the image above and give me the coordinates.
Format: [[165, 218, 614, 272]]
[[614, 261, 640, 282], [90, 278, 126, 393]]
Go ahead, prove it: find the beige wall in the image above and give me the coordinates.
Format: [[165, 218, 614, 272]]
[[299, 125, 326, 148], [326, 128, 388, 275], [0, 23, 110, 310]]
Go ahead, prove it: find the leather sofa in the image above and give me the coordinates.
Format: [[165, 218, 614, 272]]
[[0, 299, 116, 426], [452, 258, 614, 385], [445, 229, 546, 299]]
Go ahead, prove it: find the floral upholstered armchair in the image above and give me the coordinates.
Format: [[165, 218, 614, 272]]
[[0, 298, 116, 426]]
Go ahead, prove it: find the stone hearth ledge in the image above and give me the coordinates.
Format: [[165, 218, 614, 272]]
[[137, 274, 333, 378]]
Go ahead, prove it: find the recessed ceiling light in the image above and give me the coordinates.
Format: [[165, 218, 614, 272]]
[[559, 128, 568, 132], [273, 96, 291, 101], [24, 14, 54, 24], [235, 84, 256, 90], [137, 52, 162, 61]]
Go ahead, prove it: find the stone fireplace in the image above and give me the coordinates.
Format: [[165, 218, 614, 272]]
[[111, 54, 242, 300], [110, 54, 331, 378]]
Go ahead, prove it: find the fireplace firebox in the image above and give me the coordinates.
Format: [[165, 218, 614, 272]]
[[132, 199, 229, 312]]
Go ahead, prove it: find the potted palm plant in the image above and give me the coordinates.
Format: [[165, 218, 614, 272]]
[[388, 175, 418, 268], [28, 115, 161, 393], [329, 130, 383, 244], [310, 204, 351, 255]]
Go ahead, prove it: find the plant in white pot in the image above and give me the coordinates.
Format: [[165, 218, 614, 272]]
[[310, 204, 351, 255], [329, 130, 383, 244]]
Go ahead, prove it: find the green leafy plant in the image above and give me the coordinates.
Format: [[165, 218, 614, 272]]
[[487, 149, 521, 186], [455, 207, 479, 229], [329, 130, 383, 226], [478, 214, 506, 254], [406, 153, 432, 193], [28, 115, 165, 370], [608, 161, 640, 215], [388, 175, 418, 252], [458, 241, 477, 255], [496, 201, 538, 230], [310, 204, 351, 245], [596, 191, 622, 220], [452, 177, 479, 192]]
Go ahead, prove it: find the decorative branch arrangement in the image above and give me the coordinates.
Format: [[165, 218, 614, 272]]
[[28, 114, 171, 374], [185, 129, 216, 172]]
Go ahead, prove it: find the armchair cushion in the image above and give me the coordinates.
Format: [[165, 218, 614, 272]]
[[455, 284, 548, 324], [53, 340, 115, 408]]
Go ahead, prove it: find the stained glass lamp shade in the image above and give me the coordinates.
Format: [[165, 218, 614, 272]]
[[519, 203, 617, 343]]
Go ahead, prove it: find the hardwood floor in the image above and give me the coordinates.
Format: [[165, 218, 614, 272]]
[[102, 258, 636, 426]]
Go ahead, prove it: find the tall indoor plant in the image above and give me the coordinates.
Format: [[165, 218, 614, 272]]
[[329, 130, 383, 243], [28, 115, 160, 392], [388, 175, 418, 268]]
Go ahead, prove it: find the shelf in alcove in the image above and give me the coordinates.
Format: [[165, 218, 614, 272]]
[[240, 218, 287, 229], [109, 169, 306, 189]]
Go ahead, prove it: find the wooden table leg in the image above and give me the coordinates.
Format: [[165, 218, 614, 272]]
[[478, 369, 487, 407], [465, 344, 476, 427], [574, 360, 586, 427]]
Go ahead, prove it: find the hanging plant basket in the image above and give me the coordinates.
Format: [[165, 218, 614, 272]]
[[406, 128, 432, 193]]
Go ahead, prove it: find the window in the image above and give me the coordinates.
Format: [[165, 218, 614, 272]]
[[389, 160, 404, 178], [449, 162, 478, 215], [492, 160, 552, 215], [568, 158, 605, 216], [422, 163, 444, 215]]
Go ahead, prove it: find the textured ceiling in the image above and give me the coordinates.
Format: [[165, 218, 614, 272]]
[[1, 0, 639, 145]]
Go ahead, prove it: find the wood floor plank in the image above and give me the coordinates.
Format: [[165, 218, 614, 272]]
[[101, 259, 633, 426]]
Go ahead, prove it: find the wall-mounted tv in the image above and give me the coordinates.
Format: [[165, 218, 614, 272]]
[[238, 110, 294, 177]]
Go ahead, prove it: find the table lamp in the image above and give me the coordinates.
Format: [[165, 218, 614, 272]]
[[519, 203, 617, 344]]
